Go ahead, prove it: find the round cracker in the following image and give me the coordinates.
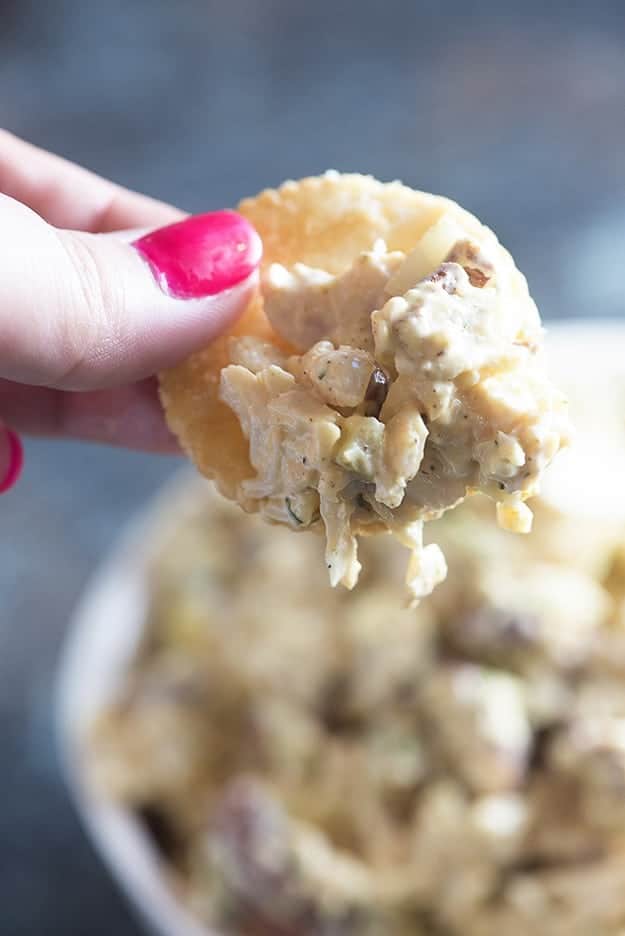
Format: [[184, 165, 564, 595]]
[[159, 172, 502, 502]]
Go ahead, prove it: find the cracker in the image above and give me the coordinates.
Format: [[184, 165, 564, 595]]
[[159, 172, 502, 503]]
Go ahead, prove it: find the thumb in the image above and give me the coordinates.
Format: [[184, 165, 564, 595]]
[[0, 194, 261, 390]]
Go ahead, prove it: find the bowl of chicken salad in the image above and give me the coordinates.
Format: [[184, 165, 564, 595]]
[[58, 320, 625, 936]]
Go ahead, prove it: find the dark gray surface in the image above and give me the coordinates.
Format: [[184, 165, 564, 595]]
[[2, 1, 625, 933]]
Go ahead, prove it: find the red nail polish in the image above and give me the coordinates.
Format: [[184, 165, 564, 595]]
[[0, 429, 23, 494], [132, 210, 262, 299]]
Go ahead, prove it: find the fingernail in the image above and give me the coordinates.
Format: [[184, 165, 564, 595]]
[[132, 210, 262, 299], [0, 428, 24, 494]]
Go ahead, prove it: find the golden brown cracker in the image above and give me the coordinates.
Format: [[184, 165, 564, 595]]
[[158, 173, 484, 502]]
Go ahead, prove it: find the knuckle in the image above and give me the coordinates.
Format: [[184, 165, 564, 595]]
[[53, 232, 123, 388]]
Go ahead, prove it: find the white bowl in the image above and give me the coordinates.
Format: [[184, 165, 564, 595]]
[[56, 320, 625, 936], [56, 475, 217, 936]]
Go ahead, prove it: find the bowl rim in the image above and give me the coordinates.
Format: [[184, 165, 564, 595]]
[[55, 472, 217, 936], [55, 318, 625, 936]]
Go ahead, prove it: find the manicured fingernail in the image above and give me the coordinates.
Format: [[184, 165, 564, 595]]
[[132, 210, 262, 299], [0, 428, 23, 494]]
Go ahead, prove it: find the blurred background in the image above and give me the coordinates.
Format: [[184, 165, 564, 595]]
[[1, 0, 625, 932]]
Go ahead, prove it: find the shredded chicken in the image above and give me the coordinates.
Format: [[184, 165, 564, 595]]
[[90, 467, 625, 936], [220, 220, 569, 600]]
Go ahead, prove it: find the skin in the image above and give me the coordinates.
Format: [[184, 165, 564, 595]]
[[0, 130, 256, 470]]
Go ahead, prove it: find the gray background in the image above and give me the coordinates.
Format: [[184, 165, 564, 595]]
[[2, 1, 625, 933]]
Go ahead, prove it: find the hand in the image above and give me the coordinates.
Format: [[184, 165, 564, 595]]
[[0, 130, 262, 493]]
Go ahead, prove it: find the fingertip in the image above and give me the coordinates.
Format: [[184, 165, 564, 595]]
[[132, 210, 262, 300]]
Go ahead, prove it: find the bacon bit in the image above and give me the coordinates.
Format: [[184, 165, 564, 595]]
[[448, 239, 480, 263], [428, 265, 458, 294], [447, 240, 494, 289], [464, 266, 490, 288], [513, 339, 539, 353], [364, 366, 389, 416]]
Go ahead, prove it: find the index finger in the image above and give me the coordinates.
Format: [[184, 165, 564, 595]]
[[0, 129, 184, 232]]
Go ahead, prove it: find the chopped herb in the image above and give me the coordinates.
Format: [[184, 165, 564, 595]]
[[317, 369, 327, 380], [498, 482, 505, 490], [302, 456, 308, 465]]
